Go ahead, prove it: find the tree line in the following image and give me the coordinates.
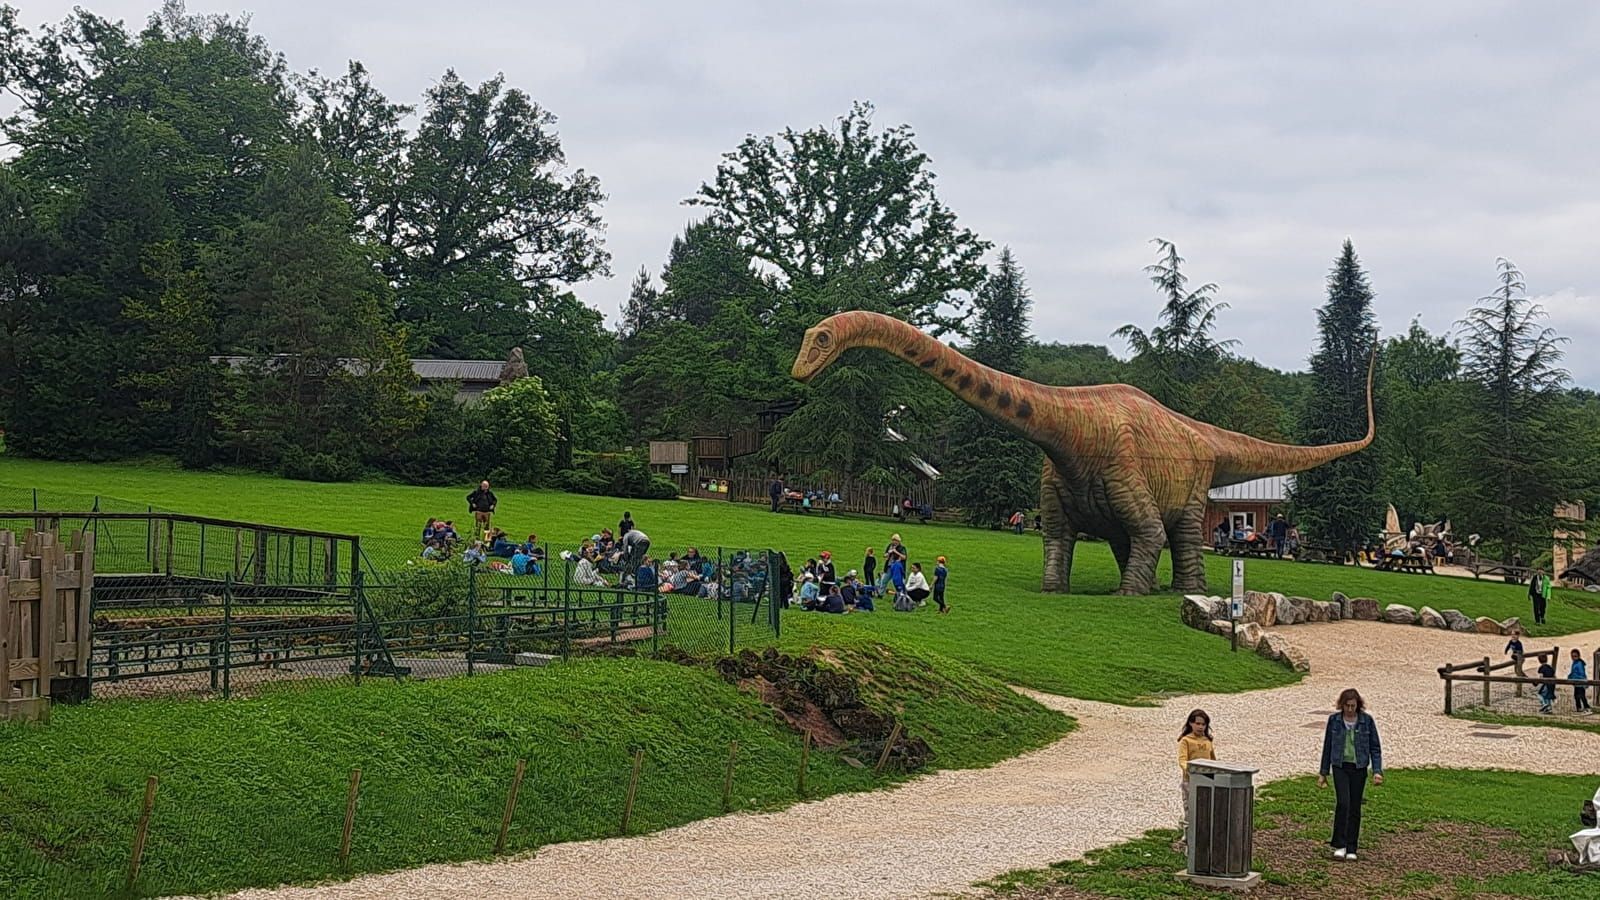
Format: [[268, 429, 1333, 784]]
[[2, 3, 1594, 558]]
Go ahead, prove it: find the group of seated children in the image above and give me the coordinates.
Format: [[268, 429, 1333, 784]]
[[793, 536, 947, 615], [420, 518, 464, 559], [460, 527, 545, 575]]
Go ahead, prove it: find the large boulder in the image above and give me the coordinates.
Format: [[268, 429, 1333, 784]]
[[1474, 616, 1501, 634], [1209, 619, 1234, 637], [1442, 609, 1475, 632], [1350, 597, 1380, 620], [1418, 606, 1446, 629], [1331, 591, 1351, 619], [1319, 601, 1343, 621], [1282, 645, 1312, 672], [1382, 604, 1418, 625], [1279, 595, 1316, 625], [1500, 616, 1522, 635], [1298, 597, 1330, 623], [1182, 595, 1220, 630], [1237, 622, 1265, 650], [1242, 590, 1279, 627], [1257, 631, 1291, 662]]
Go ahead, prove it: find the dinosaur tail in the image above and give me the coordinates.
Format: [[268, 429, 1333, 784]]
[[1207, 352, 1375, 487]]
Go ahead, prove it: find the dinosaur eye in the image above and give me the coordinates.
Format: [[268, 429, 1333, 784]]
[[815, 332, 831, 348]]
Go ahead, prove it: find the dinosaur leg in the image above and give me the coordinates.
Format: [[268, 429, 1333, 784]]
[[1168, 499, 1210, 593], [1104, 429, 1165, 596], [1040, 458, 1075, 593]]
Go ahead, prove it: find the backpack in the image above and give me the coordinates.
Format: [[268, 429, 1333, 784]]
[[893, 590, 915, 612]]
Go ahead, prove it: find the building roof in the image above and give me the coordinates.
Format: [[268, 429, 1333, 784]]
[[1208, 475, 1293, 504], [1560, 547, 1600, 584]]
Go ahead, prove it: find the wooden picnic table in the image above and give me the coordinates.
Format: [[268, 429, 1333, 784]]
[[1468, 562, 1530, 584], [1375, 553, 1435, 575]]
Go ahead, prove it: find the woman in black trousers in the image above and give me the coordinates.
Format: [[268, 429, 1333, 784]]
[[1317, 688, 1383, 861]]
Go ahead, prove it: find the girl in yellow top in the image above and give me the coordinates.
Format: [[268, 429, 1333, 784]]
[[1178, 709, 1215, 829]]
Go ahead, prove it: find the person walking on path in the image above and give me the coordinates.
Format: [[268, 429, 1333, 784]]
[[1529, 568, 1551, 625], [1569, 649, 1591, 713], [1317, 688, 1383, 861], [467, 481, 498, 535], [1267, 513, 1289, 559], [1177, 709, 1215, 830], [931, 556, 949, 613]]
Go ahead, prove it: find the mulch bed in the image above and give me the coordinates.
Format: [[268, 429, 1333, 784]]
[[994, 816, 1544, 899]]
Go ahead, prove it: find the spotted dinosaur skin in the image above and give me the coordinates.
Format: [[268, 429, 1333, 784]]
[[791, 311, 1374, 595]]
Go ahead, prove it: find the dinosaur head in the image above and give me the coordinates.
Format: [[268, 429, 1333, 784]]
[[791, 319, 844, 382]]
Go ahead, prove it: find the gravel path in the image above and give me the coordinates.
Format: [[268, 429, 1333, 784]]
[[195, 621, 1600, 900]]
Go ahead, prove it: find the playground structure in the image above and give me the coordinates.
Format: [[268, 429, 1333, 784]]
[[0, 527, 94, 722], [792, 311, 1374, 595]]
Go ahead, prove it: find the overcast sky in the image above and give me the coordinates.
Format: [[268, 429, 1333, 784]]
[[14, 1, 1600, 386]]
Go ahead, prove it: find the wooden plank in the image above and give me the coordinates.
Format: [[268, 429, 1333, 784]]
[[5, 579, 39, 603], [37, 554, 56, 698], [50, 570, 82, 590], [76, 532, 94, 679], [0, 577, 12, 694], [7, 658, 38, 681]]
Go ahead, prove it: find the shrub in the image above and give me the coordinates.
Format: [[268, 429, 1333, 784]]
[[472, 378, 560, 486], [279, 448, 362, 483], [557, 451, 679, 499], [367, 562, 470, 620]]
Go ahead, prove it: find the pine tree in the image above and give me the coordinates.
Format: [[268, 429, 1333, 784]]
[[1451, 258, 1572, 558], [1290, 239, 1381, 553], [1114, 239, 1236, 416], [941, 248, 1041, 526]]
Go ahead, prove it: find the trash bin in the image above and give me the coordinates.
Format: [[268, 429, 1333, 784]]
[[1186, 759, 1257, 879]]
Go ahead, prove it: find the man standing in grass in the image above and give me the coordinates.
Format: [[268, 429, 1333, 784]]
[[1528, 568, 1550, 625], [467, 480, 498, 536]]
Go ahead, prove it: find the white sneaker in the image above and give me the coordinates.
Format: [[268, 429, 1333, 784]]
[[1345, 852, 1357, 861], [1332, 848, 1347, 859]]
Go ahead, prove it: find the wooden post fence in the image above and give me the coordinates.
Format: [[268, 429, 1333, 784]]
[[621, 749, 644, 835], [339, 769, 362, 869], [126, 775, 159, 891], [495, 759, 527, 855], [1, 527, 94, 723]]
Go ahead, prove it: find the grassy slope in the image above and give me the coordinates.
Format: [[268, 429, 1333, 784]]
[[985, 768, 1600, 900], [0, 644, 1067, 898]]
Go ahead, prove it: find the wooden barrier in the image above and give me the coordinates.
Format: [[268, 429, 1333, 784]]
[[1, 527, 95, 722]]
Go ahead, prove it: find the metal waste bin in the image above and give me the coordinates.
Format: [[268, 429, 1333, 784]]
[[1185, 759, 1257, 878]]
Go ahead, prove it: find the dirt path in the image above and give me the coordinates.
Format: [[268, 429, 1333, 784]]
[[197, 622, 1600, 900]]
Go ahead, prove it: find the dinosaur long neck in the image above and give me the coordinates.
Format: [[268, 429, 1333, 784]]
[[833, 312, 1055, 441]]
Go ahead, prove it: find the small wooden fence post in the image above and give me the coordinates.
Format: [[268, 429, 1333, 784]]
[[721, 740, 739, 813], [797, 730, 812, 798], [1481, 657, 1491, 708], [126, 775, 159, 891], [874, 722, 904, 775], [495, 759, 527, 856], [339, 769, 362, 869], [621, 749, 644, 834], [1442, 670, 1453, 714]]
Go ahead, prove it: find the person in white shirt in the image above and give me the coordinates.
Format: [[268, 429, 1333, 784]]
[[569, 549, 609, 587], [905, 563, 932, 607]]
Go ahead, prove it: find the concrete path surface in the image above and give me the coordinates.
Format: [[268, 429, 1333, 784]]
[[194, 621, 1600, 900]]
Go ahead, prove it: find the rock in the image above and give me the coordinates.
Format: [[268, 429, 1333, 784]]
[[1418, 606, 1446, 628], [1500, 616, 1522, 635], [1319, 601, 1343, 621], [1382, 604, 1418, 625], [1474, 616, 1501, 634], [1297, 597, 1329, 623], [1442, 609, 1474, 632], [1242, 590, 1278, 627], [1209, 619, 1234, 637], [1182, 595, 1220, 630], [1276, 599, 1300, 626], [1237, 622, 1265, 650], [1350, 597, 1380, 620], [1282, 645, 1312, 672], [1257, 631, 1291, 661], [1332, 590, 1351, 619]]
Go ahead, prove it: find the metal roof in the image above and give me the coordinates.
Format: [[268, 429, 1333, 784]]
[[1208, 474, 1293, 503]]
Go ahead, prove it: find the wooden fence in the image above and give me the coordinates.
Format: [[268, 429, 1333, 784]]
[[1437, 646, 1600, 715], [665, 468, 945, 518], [1, 527, 94, 722]]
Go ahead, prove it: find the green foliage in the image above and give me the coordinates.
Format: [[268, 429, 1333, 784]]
[[1291, 240, 1382, 551], [1377, 318, 1461, 525], [556, 450, 679, 500], [1114, 238, 1238, 417], [383, 384, 478, 486], [475, 377, 561, 486], [366, 561, 470, 619]]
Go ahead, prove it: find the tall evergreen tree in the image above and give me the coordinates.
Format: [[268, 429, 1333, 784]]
[[941, 248, 1041, 525], [1290, 239, 1382, 553], [1451, 258, 1572, 558], [1114, 238, 1236, 416]]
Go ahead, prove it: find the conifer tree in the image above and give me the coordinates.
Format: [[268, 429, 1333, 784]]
[[1290, 239, 1382, 553]]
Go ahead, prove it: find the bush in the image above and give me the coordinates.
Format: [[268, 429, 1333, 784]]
[[367, 562, 470, 620], [473, 378, 560, 486], [557, 451, 679, 499], [279, 448, 362, 483], [384, 384, 475, 486]]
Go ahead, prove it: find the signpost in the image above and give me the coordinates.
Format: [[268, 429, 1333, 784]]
[[1230, 559, 1245, 652]]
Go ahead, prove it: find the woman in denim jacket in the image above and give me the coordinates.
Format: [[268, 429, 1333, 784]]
[[1317, 688, 1383, 861]]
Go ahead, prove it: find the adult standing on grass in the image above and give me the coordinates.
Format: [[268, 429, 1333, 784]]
[[467, 480, 497, 535], [1317, 688, 1383, 861], [769, 476, 784, 513], [1528, 568, 1550, 625]]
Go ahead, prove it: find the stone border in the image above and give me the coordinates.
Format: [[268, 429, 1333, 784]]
[[1181, 590, 1526, 674]]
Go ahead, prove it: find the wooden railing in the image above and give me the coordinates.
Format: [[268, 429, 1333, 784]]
[[1437, 647, 1597, 714]]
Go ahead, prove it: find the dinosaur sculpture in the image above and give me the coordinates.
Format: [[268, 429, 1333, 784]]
[[791, 311, 1374, 595]]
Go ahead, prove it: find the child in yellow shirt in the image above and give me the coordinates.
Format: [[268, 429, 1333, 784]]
[[1178, 709, 1215, 829]]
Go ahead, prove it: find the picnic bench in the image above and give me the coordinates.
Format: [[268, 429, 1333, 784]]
[[1375, 553, 1435, 575], [1218, 539, 1277, 559], [1468, 561, 1531, 584], [781, 495, 840, 515], [1294, 545, 1350, 565]]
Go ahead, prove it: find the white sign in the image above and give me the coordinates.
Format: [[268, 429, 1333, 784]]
[[1230, 559, 1245, 619], [669, 464, 688, 474]]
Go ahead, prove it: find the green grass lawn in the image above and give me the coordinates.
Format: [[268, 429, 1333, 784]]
[[0, 643, 1068, 899], [4, 458, 1597, 702], [982, 768, 1600, 900]]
